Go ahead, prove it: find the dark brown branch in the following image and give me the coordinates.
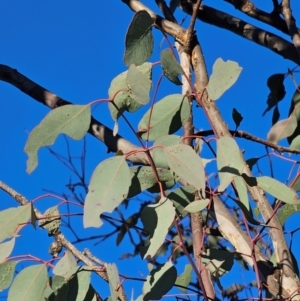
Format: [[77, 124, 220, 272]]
[[178, 3, 300, 65], [196, 129, 300, 154]]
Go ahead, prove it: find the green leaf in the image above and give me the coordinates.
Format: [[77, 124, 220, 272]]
[[262, 73, 286, 116], [0, 238, 15, 262], [128, 166, 177, 198], [289, 135, 300, 151], [206, 58, 242, 100], [164, 144, 206, 191], [267, 115, 297, 144], [175, 264, 192, 293], [183, 199, 209, 213], [234, 176, 249, 210], [141, 198, 175, 259], [106, 264, 120, 301], [167, 186, 196, 216], [257, 176, 300, 205], [108, 62, 152, 121], [138, 94, 189, 140], [288, 89, 300, 144], [53, 250, 79, 278], [127, 64, 152, 105], [8, 264, 48, 301], [202, 249, 234, 277], [0, 204, 31, 243], [292, 176, 300, 192], [143, 262, 177, 300], [124, 10, 154, 66], [232, 108, 243, 129], [277, 203, 300, 225], [0, 261, 17, 291], [160, 49, 183, 85], [67, 271, 92, 301], [217, 137, 245, 191], [50, 275, 69, 300], [152, 135, 181, 169], [39, 206, 61, 235], [84, 156, 131, 228], [24, 104, 91, 173]]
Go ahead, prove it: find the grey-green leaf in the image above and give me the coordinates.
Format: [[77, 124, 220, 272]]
[[138, 94, 189, 140], [160, 49, 183, 85], [175, 264, 192, 293], [108, 63, 152, 121], [0, 261, 17, 291], [141, 198, 175, 259], [207, 58, 242, 100], [143, 262, 177, 300], [183, 199, 209, 213], [124, 10, 154, 66], [8, 264, 48, 301], [257, 176, 300, 205], [107, 264, 120, 301], [84, 156, 131, 228], [165, 144, 206, 191], [0, 238, 15, 263], [25, 104, 91, 173]]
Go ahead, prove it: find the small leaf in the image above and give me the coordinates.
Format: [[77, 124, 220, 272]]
[[257, 176, 300, 205], [246, 157, 259, 170], [277, 203, 300, 225], [152, 135, 181, 169], [206, 58, 242, 100], [143, 262, 177, 300], [141, 198, 175, 259], [217, 137, 245, 191], [84, 156, 131, 228], [0, 204, 31, 243], [232, 108, 243, 129], [138, 94, 190, 140], [288, 89, 300, 144], [292, 175, 300, 192], [267, 115, 297, 144], [53, 250, 79, 278], [124, 10, 154, 66], [289, 135, 300, 150], [107, 264, 120, 301], [67, 271, 92, 301], [183, 199, 209, 213], [160, 49, 183, 85], [39, 206, 61, 235], [108, 63, 152, 121], [175, 264, 192, 293], [262, 73, 286, 116], [8, 264, 48, 301], [234, 176, 249, 210], [0, 238, 15, 263], [25, 104, 91, 173], [49, 275, 69, 300], [164, 144, 206, 191], [0, 261, 17, 290], [127, 64, 152, 105]]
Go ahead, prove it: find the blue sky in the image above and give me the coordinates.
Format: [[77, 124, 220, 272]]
[[1, 1, 300, 299]]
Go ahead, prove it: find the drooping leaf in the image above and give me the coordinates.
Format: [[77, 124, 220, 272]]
[[267, 114, 297, 144], [124, 10, 154, 66], [183, 199, 209, 213], [39, 206, 61, 235], [108, 62, 152, 121], [233, 176, 249, 210], [164, 144, 206, 191], [217, 137, 244, 191], [152, 135, 181, 169], [49, 275, 69, 300], [128, 166, 177, 198], [288, 89, 300, 144], [106, 264, 120, 301], [206, 58, 242, 101], [232, 108, 243, 129], [262, 73, 286, 116], [8, 264, 48, 301], [84, 156, 131, 228], [277, 203, 300, 225], [25, 104, 91, 173], [160, 49, 183, 85], [138, 94, 189, 140], [0, 204, 31, 243], [0, 238, 15, 263], [290, 135, 300, 151], [0, 261, 17, 290], [53, 250, 79, 278], [127, 64, 152, 105], [143, 262, 177, 300], [257, 176, 300, 205], [67, 271, 92, 301], [167, 186, 196, 216], [202, 249, 234, 277], [141, 198, 175, 259], [175, 264, 192, 293]]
